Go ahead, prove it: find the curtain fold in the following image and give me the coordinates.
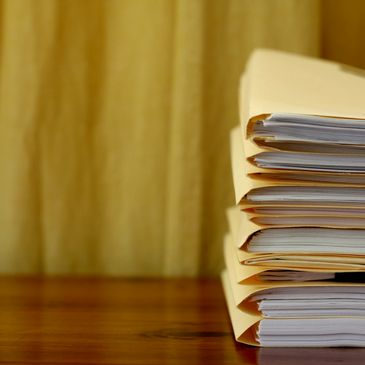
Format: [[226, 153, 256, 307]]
[[0, 0, 358, 276]]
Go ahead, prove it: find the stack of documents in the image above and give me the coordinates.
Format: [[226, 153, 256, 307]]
[[222, 49, 365, 347]]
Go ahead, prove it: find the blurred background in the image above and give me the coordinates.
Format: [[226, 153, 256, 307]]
[[0, 0, 364, 276]]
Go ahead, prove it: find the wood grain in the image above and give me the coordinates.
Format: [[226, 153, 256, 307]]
[[0, 277, 363, 364]]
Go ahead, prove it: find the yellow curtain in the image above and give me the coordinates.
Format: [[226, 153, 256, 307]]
[[0, 0, 361, 276]]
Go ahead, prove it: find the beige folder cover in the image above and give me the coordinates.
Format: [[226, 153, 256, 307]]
[[222, 269, 261, 346], [224, 233, 365, 290], [221, 268, 365, 347], [229, 203, 365, 233], [226, 207, 365, 271], [238, 49, 365, 172], [231, 127, 365, 205], [224, 232, 365, 292], [228, 205, 365, 249]]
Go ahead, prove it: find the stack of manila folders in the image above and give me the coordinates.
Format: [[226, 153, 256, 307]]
[[223, 49, 365, 347]]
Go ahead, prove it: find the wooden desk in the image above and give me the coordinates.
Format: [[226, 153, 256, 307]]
[[0, 277, 364, 364]]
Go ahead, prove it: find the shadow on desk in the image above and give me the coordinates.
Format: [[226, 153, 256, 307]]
[[237, 347, 365, 365]]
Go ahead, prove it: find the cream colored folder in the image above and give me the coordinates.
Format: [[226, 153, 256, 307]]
[[240, 49, 365, 160], [230, 202, 365, 232], [222, 237, 365, 346], [231, 127, 365, 205], [224, 232, 365, 290], [226, 207, 365, 271], [238, 50, 365, 184], [222, 269, 260, 346], [222, 269, 365, 347]]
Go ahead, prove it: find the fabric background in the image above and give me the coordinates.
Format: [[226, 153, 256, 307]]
[[0, 0, 363, 276]]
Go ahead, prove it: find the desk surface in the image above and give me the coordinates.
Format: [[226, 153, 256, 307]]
[[0, 277, 364, 364]]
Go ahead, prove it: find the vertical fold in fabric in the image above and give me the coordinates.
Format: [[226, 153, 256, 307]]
[[164, 0, 205, 276], [0, 0, 55, 273]]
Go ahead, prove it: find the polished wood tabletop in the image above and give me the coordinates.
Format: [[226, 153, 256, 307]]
[[0, 277, 364, 364]]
